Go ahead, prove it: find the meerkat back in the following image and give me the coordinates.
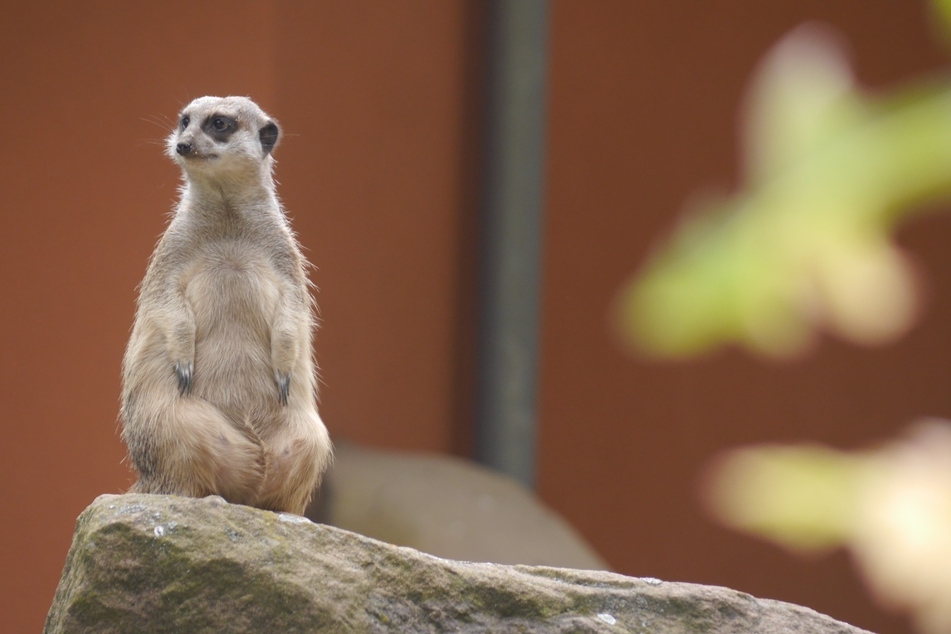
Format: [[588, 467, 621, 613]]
[[121, 96, 331, 515]]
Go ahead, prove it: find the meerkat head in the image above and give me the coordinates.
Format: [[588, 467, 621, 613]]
[[168, 96, 280, 182]]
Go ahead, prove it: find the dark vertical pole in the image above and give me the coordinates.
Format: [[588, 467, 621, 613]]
[[476, 0, 550, 488]]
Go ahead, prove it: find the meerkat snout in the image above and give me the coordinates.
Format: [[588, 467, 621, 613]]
[[122, 96, 332, 515]]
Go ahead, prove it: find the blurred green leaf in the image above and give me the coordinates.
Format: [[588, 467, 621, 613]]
[[705, 421, 951, 634], [620, 24, 951, 358], [704, 445, 863, 552]]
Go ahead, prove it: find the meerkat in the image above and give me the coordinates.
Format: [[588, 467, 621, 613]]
[[121, 96, 331, 515]]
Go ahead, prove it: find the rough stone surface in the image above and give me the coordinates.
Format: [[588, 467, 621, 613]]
[[312, 443, 609, 570], [46, 494, 872, 633]]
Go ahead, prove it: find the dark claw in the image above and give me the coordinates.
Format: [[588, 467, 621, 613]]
[[174, 361, 193, 395], [276, 372, 290, 406]]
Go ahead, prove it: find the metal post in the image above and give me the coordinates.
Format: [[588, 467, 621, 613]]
[[476, 0, 550, 488]]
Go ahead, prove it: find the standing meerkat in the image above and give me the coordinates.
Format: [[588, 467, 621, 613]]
[[121, 96, 331, 515]]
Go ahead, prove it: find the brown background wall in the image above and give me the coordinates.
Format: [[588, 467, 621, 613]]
[[2, 2, 948, 633]]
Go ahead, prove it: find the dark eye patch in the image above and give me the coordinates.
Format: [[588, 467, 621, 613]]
[[180, 115, 190, 130], [201, 114, 238, 142]]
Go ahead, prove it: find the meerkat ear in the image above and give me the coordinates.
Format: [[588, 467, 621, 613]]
[[259, 121, 280, 155]]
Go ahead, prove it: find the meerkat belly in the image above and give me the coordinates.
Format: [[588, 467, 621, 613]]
[[185, 243, 281, 409]]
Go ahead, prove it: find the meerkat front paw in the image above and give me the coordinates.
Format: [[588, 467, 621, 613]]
[[174, 360, 194, 395], [275, 371, 291, 406]]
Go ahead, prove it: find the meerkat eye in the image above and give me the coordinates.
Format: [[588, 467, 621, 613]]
[[203, 115, 237, 141], [180, 115, 190, 130]]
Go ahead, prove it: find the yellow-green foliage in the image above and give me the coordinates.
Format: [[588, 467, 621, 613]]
[[621, 23, 951, 358]]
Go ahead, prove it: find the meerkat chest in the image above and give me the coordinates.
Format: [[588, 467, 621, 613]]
[[183, 239, 284, 328]]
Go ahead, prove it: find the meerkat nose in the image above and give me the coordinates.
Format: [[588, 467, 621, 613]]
[[176, 142, 193, 156]]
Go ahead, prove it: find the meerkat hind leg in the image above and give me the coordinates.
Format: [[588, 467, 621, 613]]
[[256, 410, 331, 515], [135, 398, 267, 506]]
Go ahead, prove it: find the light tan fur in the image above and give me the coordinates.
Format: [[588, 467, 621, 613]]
[[121, 96, 331, 515]]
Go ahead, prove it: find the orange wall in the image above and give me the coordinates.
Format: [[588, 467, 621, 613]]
[[271, 2, 483, 455], [3, 3, 948, 633]]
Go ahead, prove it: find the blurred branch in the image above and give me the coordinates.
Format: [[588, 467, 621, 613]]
[[619, 24, 951, 358]]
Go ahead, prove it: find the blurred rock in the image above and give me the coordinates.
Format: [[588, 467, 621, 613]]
[[309, 443, 607, 570], [45, 494, 870, 633]]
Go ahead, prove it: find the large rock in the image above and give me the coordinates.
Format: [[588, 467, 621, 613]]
[[46, 494, 870, 633]]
